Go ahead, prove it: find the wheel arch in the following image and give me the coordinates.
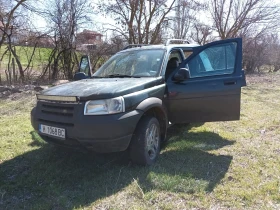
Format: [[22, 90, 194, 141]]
[[135, 97, 168, 141]]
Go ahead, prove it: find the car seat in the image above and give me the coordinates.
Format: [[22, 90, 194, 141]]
[[165, 57, 179, 80]]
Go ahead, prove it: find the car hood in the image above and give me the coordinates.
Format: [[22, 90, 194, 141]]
[[41, 77, 163, 100]]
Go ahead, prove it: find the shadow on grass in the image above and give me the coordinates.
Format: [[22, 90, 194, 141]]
[[0, 125, 234, 209], [29, 131, 46, 147]]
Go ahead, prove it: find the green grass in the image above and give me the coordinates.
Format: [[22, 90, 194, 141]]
[[0, 45, 52, 71], [0, 73, 280, 209]]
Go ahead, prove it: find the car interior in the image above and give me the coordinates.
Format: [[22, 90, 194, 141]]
[[165, 57, 180, 80]]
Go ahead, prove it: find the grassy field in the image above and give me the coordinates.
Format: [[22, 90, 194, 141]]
[[0, 73, 280, 209], [0, 45, 52, 71]]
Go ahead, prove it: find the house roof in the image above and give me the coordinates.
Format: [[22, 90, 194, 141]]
[[78, 29, 103, 36]]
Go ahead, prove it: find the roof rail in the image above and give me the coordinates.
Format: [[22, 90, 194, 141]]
[[122, 44, 150, 50], [165, 39, 190, 45]]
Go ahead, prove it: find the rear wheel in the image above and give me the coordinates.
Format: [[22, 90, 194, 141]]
[[130, 116, 160, 165]]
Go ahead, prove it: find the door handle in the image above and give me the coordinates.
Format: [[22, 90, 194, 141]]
[[224, 81, 237, 86]]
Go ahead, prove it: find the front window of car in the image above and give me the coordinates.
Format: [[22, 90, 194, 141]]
[[93, 49, 165, 77]]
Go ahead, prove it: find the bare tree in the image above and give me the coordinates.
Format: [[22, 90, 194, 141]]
[[41, 0, 92, 80], [171, 0, 204, 40], [88, 42, 118, 72], [243, 34, 268, 72], [0, 0, 28, 48], [209, 0, 280, 39], [190, 22, 214, 45], [208, 0, 280, 73], [110, 34, 126, 52], [98, 0, 176, 44], [266, 34, 280, 72], [0, 0, 41, 82]]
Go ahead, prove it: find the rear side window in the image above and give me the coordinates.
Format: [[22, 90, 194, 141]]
[[187, 42, 237, 78], [183, 50, 193, 59], [169, 51, 182, 63]]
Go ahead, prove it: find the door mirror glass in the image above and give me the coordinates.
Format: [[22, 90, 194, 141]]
[[173, 68, 190, 81]]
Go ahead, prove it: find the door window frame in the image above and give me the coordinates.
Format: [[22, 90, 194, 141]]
[[186, 42, 237, 79], [176, 38, 243, 81]]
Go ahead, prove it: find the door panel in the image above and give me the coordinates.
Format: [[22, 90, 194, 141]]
[[165, 38, 245, 123]]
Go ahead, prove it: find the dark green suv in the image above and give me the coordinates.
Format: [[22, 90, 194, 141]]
[[31, 38, 246, 165]]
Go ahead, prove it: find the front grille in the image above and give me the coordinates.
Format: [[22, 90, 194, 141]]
[[37, 101, 80, 127], [41, 103, 74, 117]]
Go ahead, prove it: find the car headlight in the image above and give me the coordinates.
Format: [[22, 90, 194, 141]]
[[84, 96, 125, 115]]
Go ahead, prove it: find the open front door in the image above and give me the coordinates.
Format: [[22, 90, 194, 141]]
[[166, 38, 246, 123], [74, 55, 92, 80], [79, 55, 92, 76]]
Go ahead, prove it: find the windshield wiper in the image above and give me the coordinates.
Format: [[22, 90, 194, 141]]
[[91, 76, 104, 78], [105, 74, 140, 78]]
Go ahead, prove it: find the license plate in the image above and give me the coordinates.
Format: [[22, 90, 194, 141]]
[[39, 124, 65, 139]]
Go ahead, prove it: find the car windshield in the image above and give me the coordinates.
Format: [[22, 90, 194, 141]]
[[93, 49, 165, 78]]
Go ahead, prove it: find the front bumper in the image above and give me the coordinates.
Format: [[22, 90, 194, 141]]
[[31, 101, 142, 153]]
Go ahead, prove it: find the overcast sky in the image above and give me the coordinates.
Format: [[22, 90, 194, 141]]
[[31, 0, 279, 38]]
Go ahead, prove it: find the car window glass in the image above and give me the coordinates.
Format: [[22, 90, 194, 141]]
[[79, 57, 90, 75], [187, 42, 237, 78], [183, 51, 193, 59], [94, 49, 165, 77], [169, 51, 182, 63], [165, 50, 182, 80]]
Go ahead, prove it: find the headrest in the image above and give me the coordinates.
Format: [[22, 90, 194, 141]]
[[167, 57, 179, 69]]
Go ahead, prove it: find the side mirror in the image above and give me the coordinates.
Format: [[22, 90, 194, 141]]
[[173, 68, 190, 81], [74, 72, 87, 81]]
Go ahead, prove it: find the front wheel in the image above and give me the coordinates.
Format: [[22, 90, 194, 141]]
[[130, 116, 161, 166]]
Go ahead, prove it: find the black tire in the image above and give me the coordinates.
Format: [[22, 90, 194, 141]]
[[130, 116, 161, 166]]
